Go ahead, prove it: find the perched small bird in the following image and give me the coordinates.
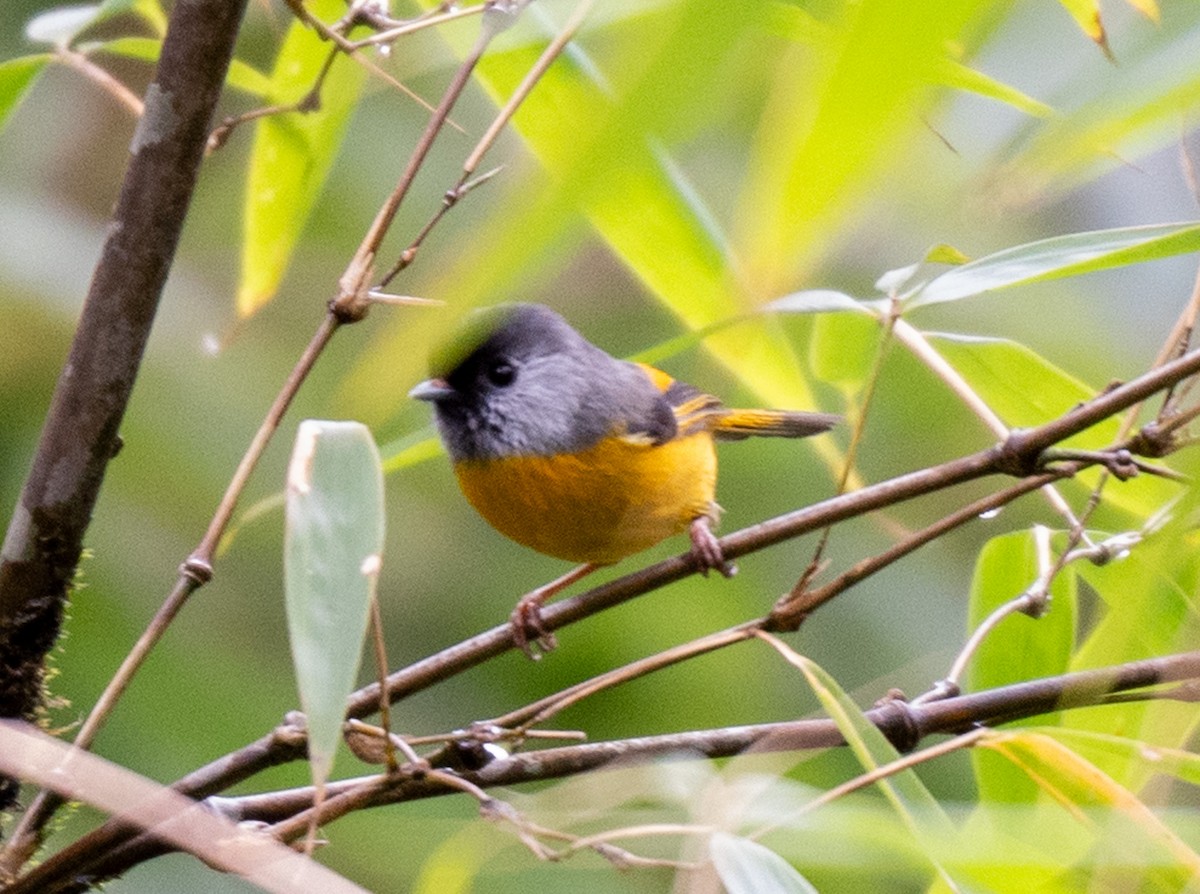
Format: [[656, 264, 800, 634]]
[[411, 303, 838, 655]]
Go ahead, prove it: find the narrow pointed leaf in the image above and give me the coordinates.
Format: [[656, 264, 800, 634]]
[[909, 222, 1200, 308], [774, 646, 966, 888], [25, 4, 102, 46], [239, 0, 367, 316], [0, 55, 50, 131], [285, 420, 385, 785], [931, 58, 1054, 118]]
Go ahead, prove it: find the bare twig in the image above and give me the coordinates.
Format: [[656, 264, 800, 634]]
[[55, 46, 144, 117], [378, 0, 591, 285], [892, 317, 1089, 537]]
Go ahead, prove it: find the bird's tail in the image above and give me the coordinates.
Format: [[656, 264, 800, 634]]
[[714, 409, 840, 441]]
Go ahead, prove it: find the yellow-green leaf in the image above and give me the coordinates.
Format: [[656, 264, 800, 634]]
[[239, 0, 367, 316], [0, 55, 50, 130], [983, 730, 1200, 886]]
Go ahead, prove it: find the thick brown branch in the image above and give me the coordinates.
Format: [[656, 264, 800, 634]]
[[0, 0, 249, 809]]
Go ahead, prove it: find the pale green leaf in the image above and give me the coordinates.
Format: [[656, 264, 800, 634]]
[[25, 4, 102, 46], [239, 0, 368, 316], [763, 290, 873, 316], [219, 429, 436, 557], [782, 649, 963, 887], [0, 55, 50, 131], [710, 833, 818, 894], [908, 222, 1200, 308], [284, 420, 385, 784]]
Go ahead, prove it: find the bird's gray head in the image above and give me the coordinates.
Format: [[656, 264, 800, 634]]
[[410, 304, 661, 461]]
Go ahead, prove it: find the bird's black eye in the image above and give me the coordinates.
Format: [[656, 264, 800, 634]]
[[486, 361, 516, 387]]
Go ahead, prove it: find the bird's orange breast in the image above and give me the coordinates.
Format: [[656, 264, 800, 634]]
[[453, 430, 718, 565]]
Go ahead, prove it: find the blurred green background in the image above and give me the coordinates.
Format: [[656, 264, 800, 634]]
[[2, 0, 1200, 890]]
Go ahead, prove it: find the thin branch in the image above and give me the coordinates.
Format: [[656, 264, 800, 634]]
[[773, 471, 1061, 628], [377, 0, 589, 285], [131, 654, 1200, 852], [349, 3, 487, 47], [892, 317, 1087, 536], [335, 0, 532, 317], [55, 47, 144, 117]]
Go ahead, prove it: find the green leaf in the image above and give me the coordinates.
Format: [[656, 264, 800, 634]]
[[284, 420, 385, 785], [1067, 528, 1200, 780], [239, 0, 367, 316], [931, 57, 1054, 118], [763, 290, 873, 316], [710, 833, 818, 894], [925, 333, 1107, 435], [908, 222, 1200, 308], [808, 310, 880, 390], [1042, 728, 1200, 791], [735, 0, 992, 292], [966, 530, 1077, 804], [781, 649, 964, 887], [0, 55, 50, 131]]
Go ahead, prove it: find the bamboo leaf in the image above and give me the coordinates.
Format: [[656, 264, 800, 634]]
[[710, 833, 818, 894], [284, 420, 385, 786], [983, 730, 1200, 886], [908, 222, 1200, 308], [239, 0, 367, 316], [0, 55, 50, 131]]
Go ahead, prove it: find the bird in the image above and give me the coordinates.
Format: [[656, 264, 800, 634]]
[[410, 303, 838, 656]]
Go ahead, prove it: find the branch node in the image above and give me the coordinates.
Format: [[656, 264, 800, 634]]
[[992, 429, 1039, 477], [873, 694, 922, 753], [271, 712, 310, 755], [179, 556, 214, 585], [1128, 419, 1176, 458], [328, 293, 370, 324]]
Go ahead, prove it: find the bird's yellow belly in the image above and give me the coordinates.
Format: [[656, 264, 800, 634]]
[[454, 433, 717, 565]]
